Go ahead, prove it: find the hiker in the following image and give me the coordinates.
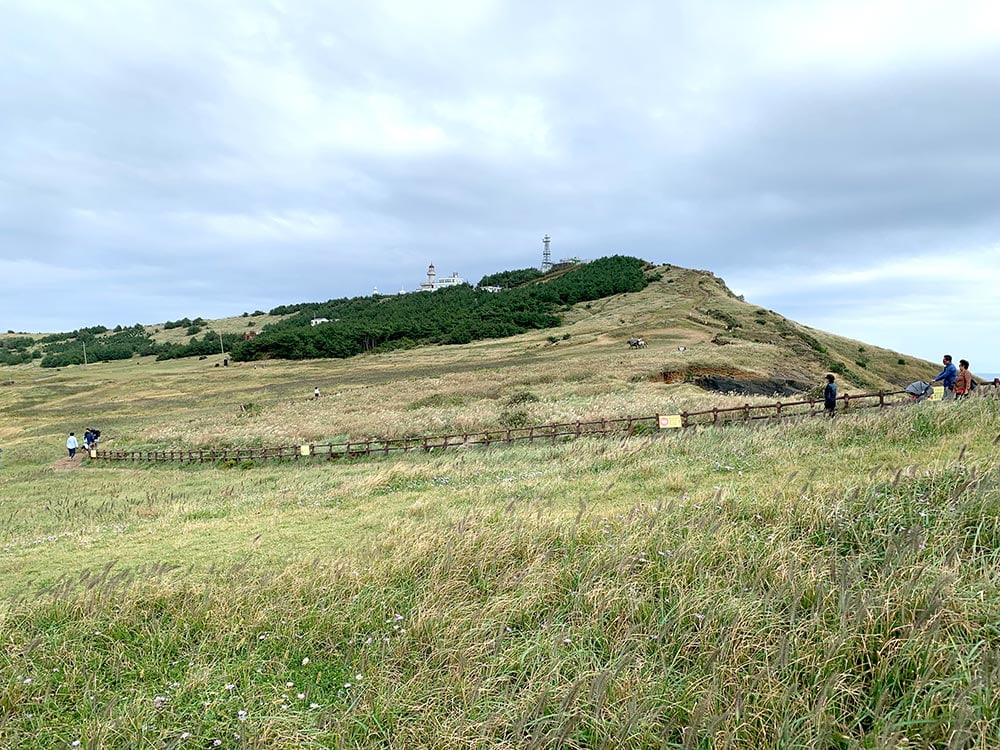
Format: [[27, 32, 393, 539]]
[[954, 359, 973, 399], [314, 387, 320, 399], [932, 355, 957, 400], [823, 374, 837, 415], [82, 429, 92, 451], [66, 432, 78, 459]]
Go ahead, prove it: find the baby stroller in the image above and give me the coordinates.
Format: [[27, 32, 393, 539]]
[[904, 382, 933, 401]]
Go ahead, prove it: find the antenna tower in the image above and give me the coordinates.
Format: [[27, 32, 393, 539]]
[[542, 234, 552, 272]]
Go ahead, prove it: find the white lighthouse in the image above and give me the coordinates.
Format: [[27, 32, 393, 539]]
[[419, 263, 466, 292]]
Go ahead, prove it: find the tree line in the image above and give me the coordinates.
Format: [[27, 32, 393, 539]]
[[3, 256, 653, 367], [233, 256, 651, 361]]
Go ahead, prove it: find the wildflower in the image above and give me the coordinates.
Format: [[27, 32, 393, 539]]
[[355, 673, 363, 680], [71, 742, 81, 748], [280, 703, 289, 709], [297, 693, 305, 699], [258, 634, 267, 641], [180, 732, 191, 740], [693, 613, 705, 621], [343, 682, 352, 688], [237, 709, 248, 721], [301, 657, 310, 665], [214, 741, 222, 747], [224, 684, 235, 691], [309, 702, 320, 709], [22, 678, 32, 685], [286, 681, 294, 688]]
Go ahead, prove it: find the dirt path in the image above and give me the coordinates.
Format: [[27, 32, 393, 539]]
[[51, 456, 83, 472]]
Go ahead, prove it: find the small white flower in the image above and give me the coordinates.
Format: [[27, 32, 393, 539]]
[[224, 684, 235, 691], [285, 681, 294, 688], [280, 703, 289, 709], [301, 657, 310, 665], [213, 741, 222, 747], [297, 693, 305, 699], [258, 634, 267, 640], [309, 702, 319, 708], [343, 682, 352, 688], [355, 673, 363, 680], [563, 638, 572, 644], [180, 732, 191, 740], [71, 742, 81, 748], [22, 678, 32, 685], [237, 709, 248, 721]]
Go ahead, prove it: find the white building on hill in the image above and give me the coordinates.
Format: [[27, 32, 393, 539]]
[[418, 264, 466, 292]]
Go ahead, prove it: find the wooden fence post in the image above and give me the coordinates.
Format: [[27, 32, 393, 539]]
[[681, 411, 689, 428]]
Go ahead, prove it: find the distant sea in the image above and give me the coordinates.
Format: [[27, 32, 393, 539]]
[[980, 372, 999, 381]]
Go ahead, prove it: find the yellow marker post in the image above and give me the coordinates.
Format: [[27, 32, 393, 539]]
[[658, 414, 683, 429], [928, 386, 944, 402], [89, 449, 97, 459], [299, 444, 311, 457]]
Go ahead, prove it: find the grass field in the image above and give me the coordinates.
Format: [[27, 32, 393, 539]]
[[1, 275, 997, 748]]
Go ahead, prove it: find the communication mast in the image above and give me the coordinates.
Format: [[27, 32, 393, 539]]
[[541, 234, 552, 272]]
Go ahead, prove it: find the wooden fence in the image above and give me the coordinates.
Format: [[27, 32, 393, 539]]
[[89, 382, 999, 465]]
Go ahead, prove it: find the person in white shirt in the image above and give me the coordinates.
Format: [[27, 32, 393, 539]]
[[66, 432, 78, 459]]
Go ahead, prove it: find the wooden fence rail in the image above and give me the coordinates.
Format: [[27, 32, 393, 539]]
[[89, 382, 999, 465]]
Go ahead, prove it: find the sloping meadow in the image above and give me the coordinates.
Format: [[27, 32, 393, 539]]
[[1, 401, 998, 748]]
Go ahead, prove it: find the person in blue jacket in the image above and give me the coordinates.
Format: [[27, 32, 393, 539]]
[[823, 374, 837, 415], [932, 354, 958, 399]]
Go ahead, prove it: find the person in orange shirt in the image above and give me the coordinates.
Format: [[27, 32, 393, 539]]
[[953, 359, 973, 399]]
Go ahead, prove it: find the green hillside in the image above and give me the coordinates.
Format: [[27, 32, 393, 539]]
[[2, 260, 941, 396]]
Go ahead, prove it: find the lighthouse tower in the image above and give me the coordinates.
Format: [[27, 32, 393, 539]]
[[420, 264, 437, 291]]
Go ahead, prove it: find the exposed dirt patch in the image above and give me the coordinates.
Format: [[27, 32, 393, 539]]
[[693, 375, 811, 397], [653, 367, 811, 396], [51, 456, 82, 472], [655, 366, 759, 384]]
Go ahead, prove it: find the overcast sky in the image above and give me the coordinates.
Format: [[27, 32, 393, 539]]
[[2, 0, 998, 370]]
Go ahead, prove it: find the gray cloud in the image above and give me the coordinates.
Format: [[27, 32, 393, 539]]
[[2, 0, 998, 369]]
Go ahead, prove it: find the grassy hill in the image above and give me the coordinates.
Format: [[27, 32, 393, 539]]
[[1, 267, 997, 747]]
